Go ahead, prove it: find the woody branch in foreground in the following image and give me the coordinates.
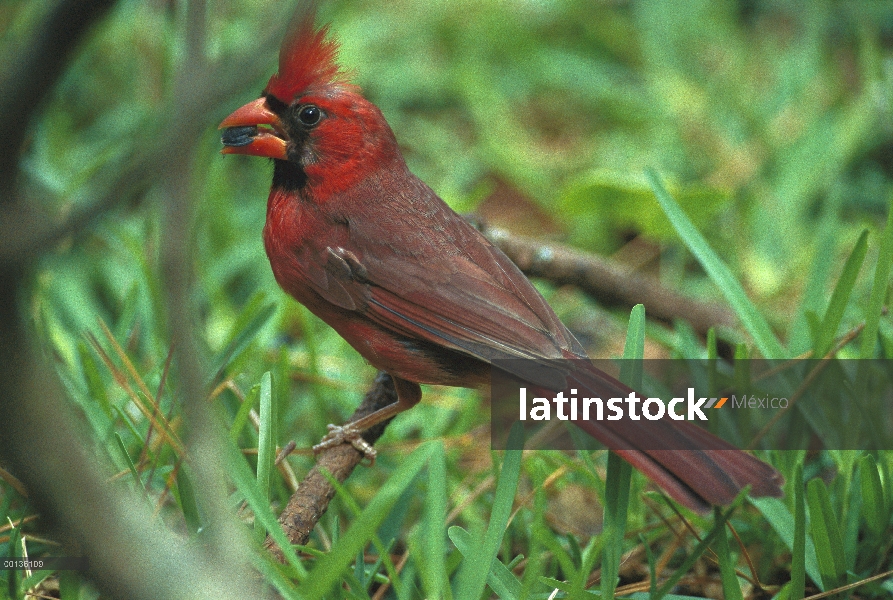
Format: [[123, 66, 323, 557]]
[[0, 2, 294, 597]]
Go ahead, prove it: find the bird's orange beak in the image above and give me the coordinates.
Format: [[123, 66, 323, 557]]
[[219, 98, 289, 160]]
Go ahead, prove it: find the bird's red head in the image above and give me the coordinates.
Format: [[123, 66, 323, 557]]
[[219, 12, 400, 197]]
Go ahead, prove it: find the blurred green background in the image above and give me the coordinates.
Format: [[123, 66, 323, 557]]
[[3, 0, 893, 597]]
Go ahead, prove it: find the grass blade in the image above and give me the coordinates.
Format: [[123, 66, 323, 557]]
[[454, 425, 523, 600], [599, 304, 644, 598], [229, 382, 260, 442], [788, 190, 844, 354], [621, 303, 646, 379], [208, 292, 277, 383], [421, 442, 451, 600], [861, 201, 893, 358], [646, 169, 786, 358], [813, 230, 868, 357], [254, 372, 275, 543], [791, 463, 806, 599], [751, 496, 823, 590], [449, 526, 521, 600], [859, 454, 887, 537], [224, 437, 306, 578], [807, 477, 847, 591], [176, 465, 202, 535], [715, 506, 744, 600], [653, 505, 734, 599], [114, 433, 141, 489]]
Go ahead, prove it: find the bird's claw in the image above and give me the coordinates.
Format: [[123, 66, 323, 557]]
[[313, 423, 377, 465]]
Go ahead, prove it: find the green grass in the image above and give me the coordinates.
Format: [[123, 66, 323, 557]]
[[2, 0, 893, 598]]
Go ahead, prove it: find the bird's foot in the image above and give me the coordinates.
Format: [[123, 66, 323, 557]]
[[313, 423, 377, 464]]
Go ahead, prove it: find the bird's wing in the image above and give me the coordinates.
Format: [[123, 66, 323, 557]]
[[303, 175, 585, 387]]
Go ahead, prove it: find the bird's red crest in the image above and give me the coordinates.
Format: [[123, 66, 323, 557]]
[[265, 15, 348, 102]]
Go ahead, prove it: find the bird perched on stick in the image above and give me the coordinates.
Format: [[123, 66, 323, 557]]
[[219, 9, 782, 512]]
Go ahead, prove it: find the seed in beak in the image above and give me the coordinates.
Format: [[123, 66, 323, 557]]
[[221, 126, 259, 147]]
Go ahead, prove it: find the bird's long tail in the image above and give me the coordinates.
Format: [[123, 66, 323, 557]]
[[558, 360, 784, 513]]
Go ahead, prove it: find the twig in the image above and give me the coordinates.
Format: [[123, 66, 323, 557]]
[[264, 371, 398, 562], [480, 223, 735, 335]]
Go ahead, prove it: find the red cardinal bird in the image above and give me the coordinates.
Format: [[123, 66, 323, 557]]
[[219, 14, 782, 512]]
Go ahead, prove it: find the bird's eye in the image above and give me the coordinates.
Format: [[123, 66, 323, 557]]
[[298, 105, 322, 127]]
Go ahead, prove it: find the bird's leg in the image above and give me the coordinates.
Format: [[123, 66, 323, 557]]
[[312, 375, 422, 462]]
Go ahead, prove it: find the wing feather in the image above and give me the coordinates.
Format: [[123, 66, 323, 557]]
[[298, 174, 582, 387]]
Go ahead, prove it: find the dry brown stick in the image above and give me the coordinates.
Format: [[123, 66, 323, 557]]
[[480, 224, 735, 335], [264, 371, 398, 562]]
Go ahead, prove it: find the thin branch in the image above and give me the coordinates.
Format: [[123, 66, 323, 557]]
[[479, 223, 735, 335], [264, 371, 398, 562]]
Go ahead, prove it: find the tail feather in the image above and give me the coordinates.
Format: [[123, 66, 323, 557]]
[[559, 361, 784, 513]]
